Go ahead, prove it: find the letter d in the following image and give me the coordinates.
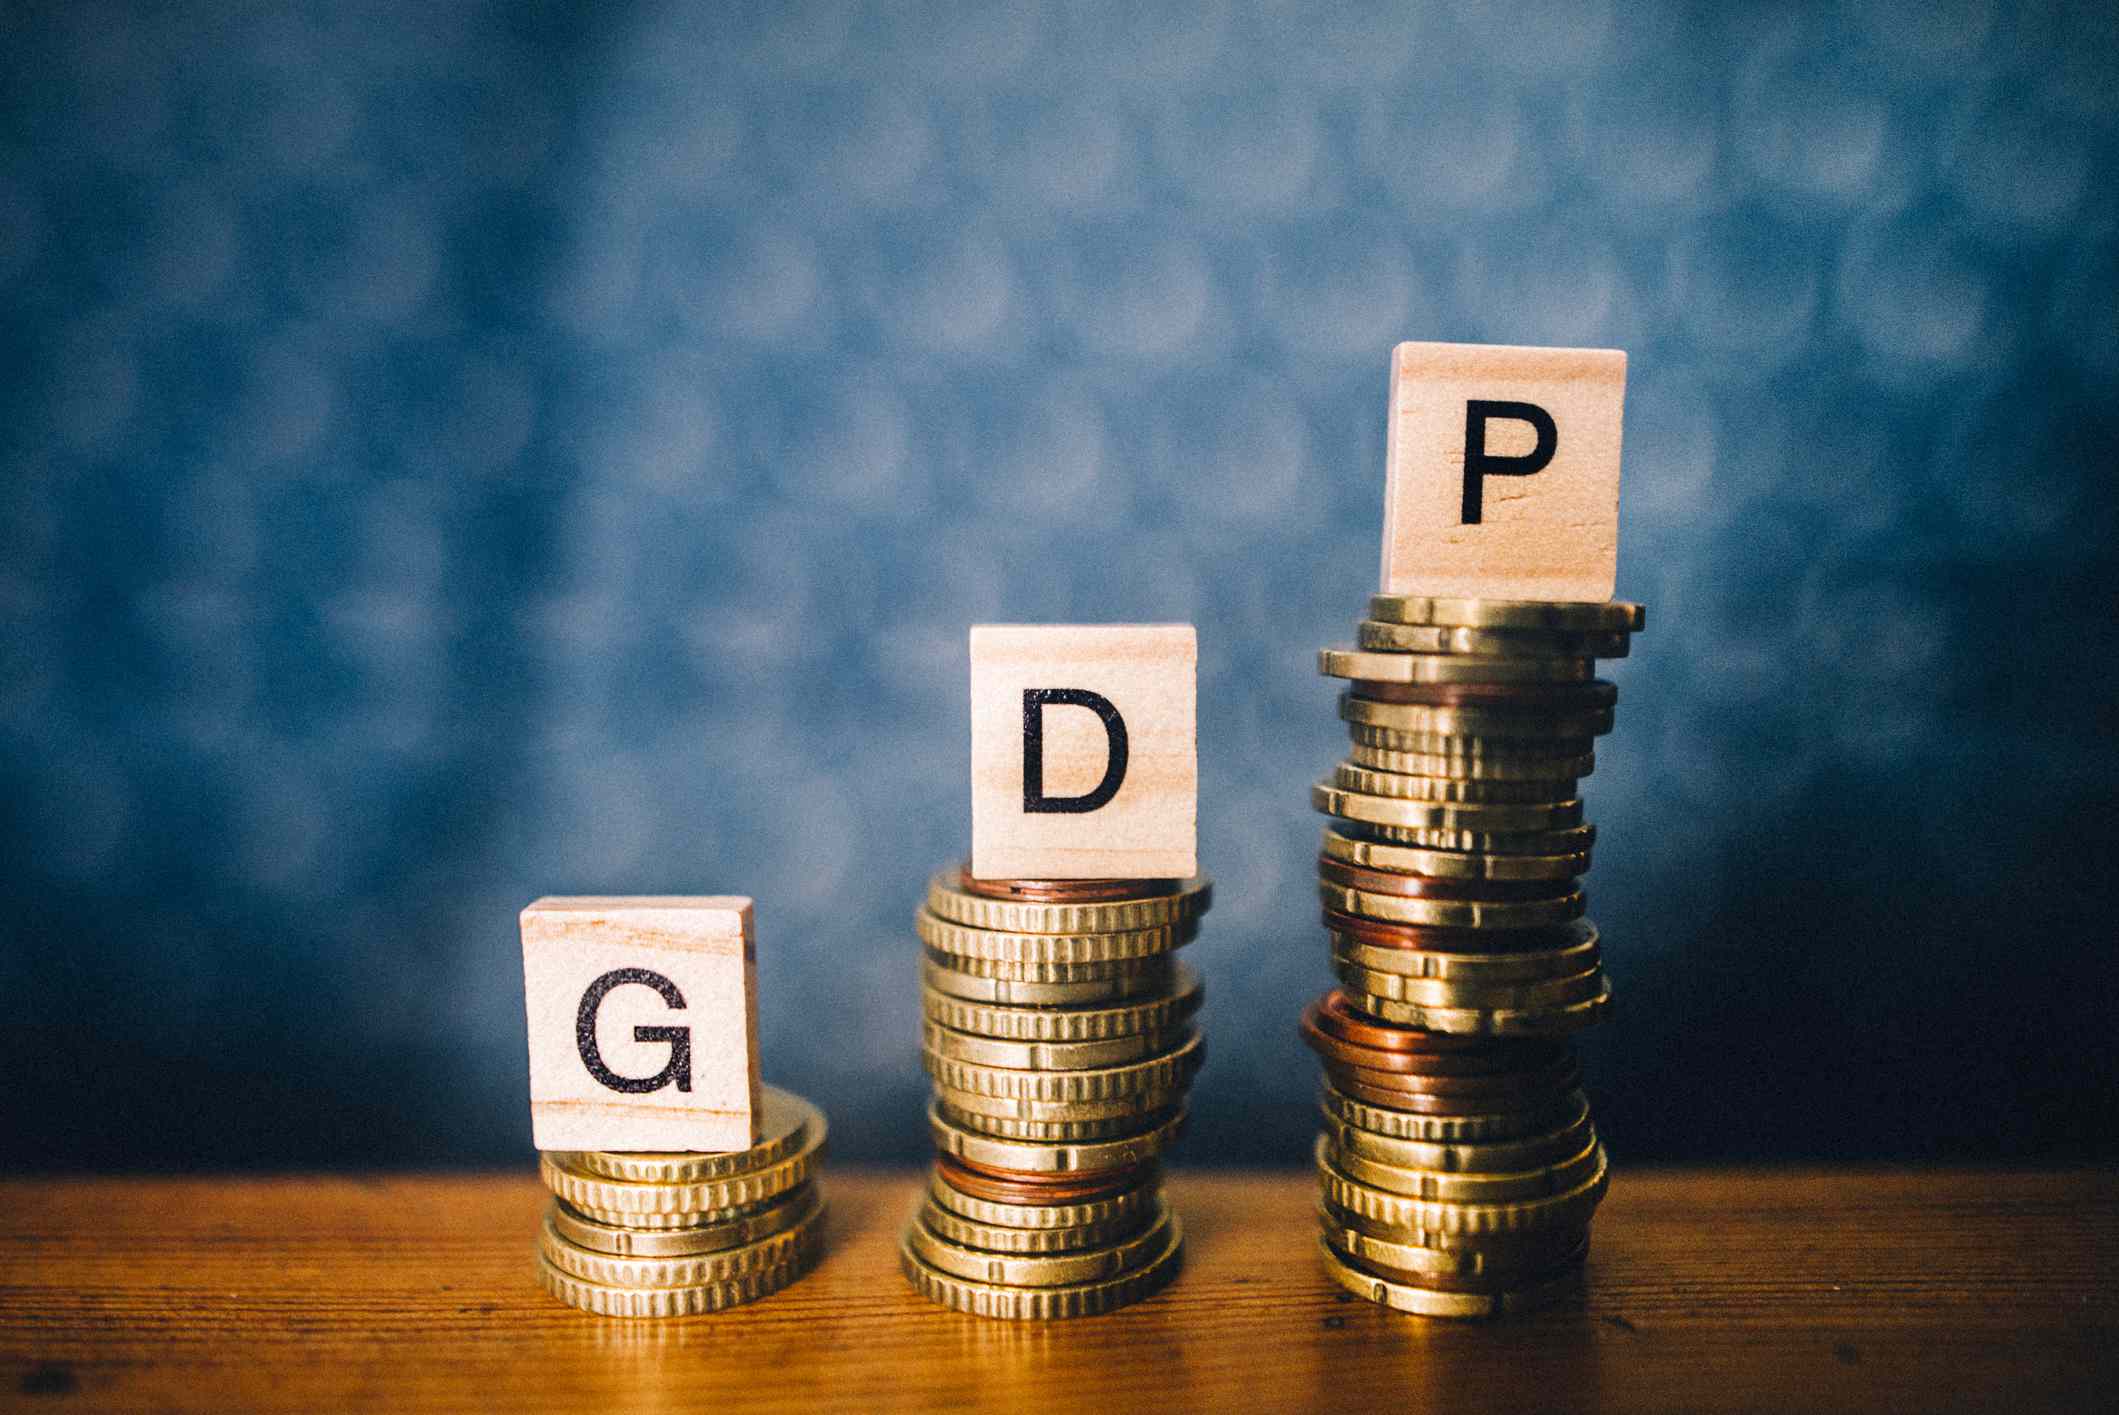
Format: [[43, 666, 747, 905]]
[[1022, 688, 1129, 814]]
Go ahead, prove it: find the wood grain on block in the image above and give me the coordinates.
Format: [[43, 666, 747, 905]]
[[969, 624, 1197, 880], [520, 896, 760, 1153], [1381, 340, 1626, 601]]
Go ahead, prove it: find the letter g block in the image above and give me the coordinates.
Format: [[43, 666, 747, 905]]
[[969, 624, 1197, 881], [520, 897, 760, 1153]]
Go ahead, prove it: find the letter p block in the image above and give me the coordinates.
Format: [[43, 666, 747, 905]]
[[1381, 341, 1627, 601], [520, 897, 760, 1152], [970, 624, 1197, 880]]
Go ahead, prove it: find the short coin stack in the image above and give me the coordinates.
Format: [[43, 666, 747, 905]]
[[534, 1085, 828, 1317], [903, 866, 1210, 1318], [1302, 594, 1642, 1317]]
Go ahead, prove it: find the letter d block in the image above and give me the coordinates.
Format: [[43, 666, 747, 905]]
[[520, 897, 761, 1153], [1381, 341, 1627, 601], [970, 624, 1197, 880]]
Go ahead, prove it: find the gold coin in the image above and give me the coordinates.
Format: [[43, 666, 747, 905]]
[[1345, 741, 1596, 782], [933, 1083, 1189, 1125], [1367, 595, 1645, 631], [1336, 760, 1579, 804], [920, 944, 1168, 985], [548, 1183, 822, 1257], [1348, 980, 1611, 1035], [1323, 1096, 1594, 1174], [562, 1201, 779, 1231], [540, 1114, 826, 1221], [936, 1102, 1180, 1142], [1320, 827, 1590, 883], [1340, 693, 1614, 740], [1335, 952, 1601, 1007], [1320, 647, 1594, 685], [916, 909, 1197, 965], [1315, 1137, 1610, 1236], [927, 1099, 1186, 1174], [923, 1030, 1203, 1103], [1325, 1133, 1603, 1203], [922, 964, 1202, 1043], [535, 1248, 815, 1318], [924, 1018, 1182, 1070], [926, 872, 1213, 935], [1347, 734, 1593, 763], [558, 1088, 820, 1184], [1355, 620, 1631, 658], [1312, 781, 1585, 833], [1335, 819, 1599, 856], [1321, 1083, 1586, 1144], [539, 1199, 824, 1289], [1328, 930, 1599, 984], [921, 956, 1172, 1006], [905, 1198, 1173, 1288], [899, 1211, 1183, 1319], [1321, 1198, 1589, 1256], [918, 1195, 1153, 1255], [1319, 879, 1587, 930], [927, 1168, 1156, 1231], [1305, 1203, 1593, 1279], [1339, 729, 1604, 760], [1318, 1236, 1585, 1318], [1329, 762, 1575, 804], [1339, 728, 1601, 762]]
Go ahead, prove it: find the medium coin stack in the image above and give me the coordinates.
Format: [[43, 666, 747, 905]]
[[903, 865, 1210, 1318], [1302, 594, 1643, 1317], [534, 1085, 828, 1317]]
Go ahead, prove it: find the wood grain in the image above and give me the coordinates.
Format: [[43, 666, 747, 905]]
[[2, 1168, 2113, 1412]]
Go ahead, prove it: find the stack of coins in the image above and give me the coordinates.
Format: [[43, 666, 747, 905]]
[[533, 1085, 828, 1317], [903, 866, 1210, 1318], [1302, 594, 1642, 1317]]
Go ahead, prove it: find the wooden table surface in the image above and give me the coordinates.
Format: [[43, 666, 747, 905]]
[[2, 1167, 2113, 1413]]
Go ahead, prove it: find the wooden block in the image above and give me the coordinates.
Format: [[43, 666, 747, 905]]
[[520, 897, 761, 1153], [1380, 340, 1627, 601], [969, 624, 1197, 880]]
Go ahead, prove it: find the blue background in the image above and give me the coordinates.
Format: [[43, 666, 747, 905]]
[[2, 1, 2114, 1170]]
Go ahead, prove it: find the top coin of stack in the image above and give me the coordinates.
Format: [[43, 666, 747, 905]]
[[904, 866, 1209, 1318], [1304, 593, 1642, 1317]]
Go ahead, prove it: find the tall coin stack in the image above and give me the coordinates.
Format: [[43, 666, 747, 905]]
[[534, 1085, 829, 1317], [902, 866, 1210, 1318], [1301, 594, 1642, 1317]]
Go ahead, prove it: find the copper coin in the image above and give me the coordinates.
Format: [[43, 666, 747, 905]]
[[1348, 679, 1619, 710], [1324, 1062, 1580, 1114], [935, 1154, 1157, 1204], [1325, 910, 1596, 955], [1312, 991, 1502, 1053], [1326, 1072, 1577, 1116], [1328, 1039, 1579, 1089], [1325, 1054, 1580, 1101], [1302, 998, 1569, 1075], [1316, 993, 1515, 1052], [1307, 1033, 1560, 1079], [1317, 857, 1580, 903], [956, 867, 1179, 903]]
